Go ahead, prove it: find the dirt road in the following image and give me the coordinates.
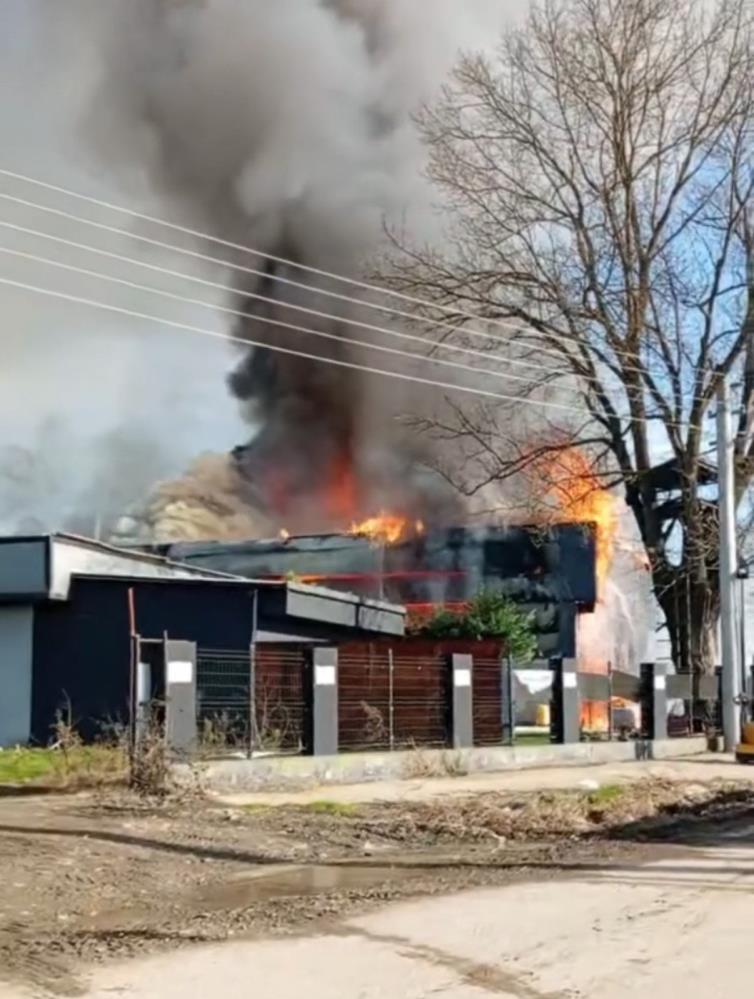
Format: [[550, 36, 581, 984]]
[[63, 822, 754, 999], [0, 773, 752, 997]]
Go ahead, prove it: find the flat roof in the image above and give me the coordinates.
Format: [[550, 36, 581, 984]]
[[0, 531, 241, 580], [0, 532, 405, 636]]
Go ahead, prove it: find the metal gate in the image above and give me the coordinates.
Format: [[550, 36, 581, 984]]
[[195, 648, 252, 754], [195, 644, 308, 757], [338, 647, 450, 751]]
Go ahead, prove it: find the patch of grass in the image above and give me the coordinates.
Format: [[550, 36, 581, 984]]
[[0, 748, 57, 783], [240, 803, 273, 814], [0, 745, 126, 788], [588, 784, 625, 806], [514, 732, 552, 746], [305, 800, 359, 817]]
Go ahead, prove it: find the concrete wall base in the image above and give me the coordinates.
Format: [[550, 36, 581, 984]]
[[193, 737, 708, 792]]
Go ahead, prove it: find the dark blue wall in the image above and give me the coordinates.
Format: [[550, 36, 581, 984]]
[[32, 582, 132, 743], [31, 578, 257, 743]]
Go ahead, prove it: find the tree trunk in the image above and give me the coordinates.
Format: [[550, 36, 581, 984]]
[[656, 571, 719, 675]]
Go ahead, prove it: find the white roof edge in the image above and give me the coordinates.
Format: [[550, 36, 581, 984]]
[[51, 533, 242, 580]]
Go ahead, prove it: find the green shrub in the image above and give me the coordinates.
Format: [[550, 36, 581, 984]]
[[412, 590, 537, 661]]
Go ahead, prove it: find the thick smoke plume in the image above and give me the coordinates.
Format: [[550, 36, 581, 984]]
[[71, 0, 507, 540]]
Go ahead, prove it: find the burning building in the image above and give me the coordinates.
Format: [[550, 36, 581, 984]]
[[74, 0, 498, 549], [80, 3, 655, 704], [141, 442, 656, 734], [76, 1, 599, 562], [117, 438, 655, 686], [153, 522, 597, 659]]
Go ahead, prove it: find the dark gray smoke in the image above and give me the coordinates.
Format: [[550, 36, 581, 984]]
[[73, 0, 507, 533]]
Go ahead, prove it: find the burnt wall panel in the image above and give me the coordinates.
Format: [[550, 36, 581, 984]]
[[167, 525, 597, 610]]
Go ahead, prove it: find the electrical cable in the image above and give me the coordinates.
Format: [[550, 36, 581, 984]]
[[0, 219, 584, 383], [0, 268, 706, 435], [0, 243, 583, 394], [0, 272, 641, 420], [0, 173, 667, 375], [0, 213, 714, 414]]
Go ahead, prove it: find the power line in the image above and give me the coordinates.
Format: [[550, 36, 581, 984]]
[[0, 218, 578, 384], [0, 267, 703, 434], [0, 239, 707, 432], [0, 244, 577, 394], [0, 172, 655, 372], [0, 273, 604, 418], [0, 166, 567, 330], [0, 208, 710, 405], [0, 187, 615, 371]]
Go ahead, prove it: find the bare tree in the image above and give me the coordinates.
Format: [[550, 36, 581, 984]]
[[387, 0, 754, 674]]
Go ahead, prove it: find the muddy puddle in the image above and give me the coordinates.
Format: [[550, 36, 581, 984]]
[[195, 863, 428, 910]]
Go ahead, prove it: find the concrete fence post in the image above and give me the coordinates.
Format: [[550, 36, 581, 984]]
[[135, 659, 151, 747], [311, 647, 338, 756], [501, 656, 515, 746], [451, 654, 473, 749], [641, 662, 667, 741], [551, 656, 580, 744], [164, 640, 197, 757]]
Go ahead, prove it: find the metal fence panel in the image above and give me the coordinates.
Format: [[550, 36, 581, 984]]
[[667, 673, 694, 700], [338, 649, 450, 751], [577, 673, 611, 702], [195, 648, 251, 756], [253, 645, 307, 753], [611, 670, 643, 700], [472, 658, 504, 746], [338, 649, 392, 751], [196, 645, 307, 756], [392, 656, 450, 748]]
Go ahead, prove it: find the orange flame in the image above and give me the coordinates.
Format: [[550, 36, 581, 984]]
[[532, 447, 618, 595], [324, 452, 359, 522], [528, 446, 620, 734], [350, 512, 416, 546]]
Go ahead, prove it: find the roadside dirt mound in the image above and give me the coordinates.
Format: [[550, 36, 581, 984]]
[[336, 780, 753, 844]]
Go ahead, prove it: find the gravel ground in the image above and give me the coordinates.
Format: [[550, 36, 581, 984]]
[[0, 779, 751, 996]]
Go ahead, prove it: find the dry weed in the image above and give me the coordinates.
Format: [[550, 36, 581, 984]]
[[360, 702, 389, 746], [400, 744, 443, 779], [400, 745, 470, 779]]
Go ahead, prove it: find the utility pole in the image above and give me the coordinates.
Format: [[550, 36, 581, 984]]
[[717, 378, 741, 751]]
